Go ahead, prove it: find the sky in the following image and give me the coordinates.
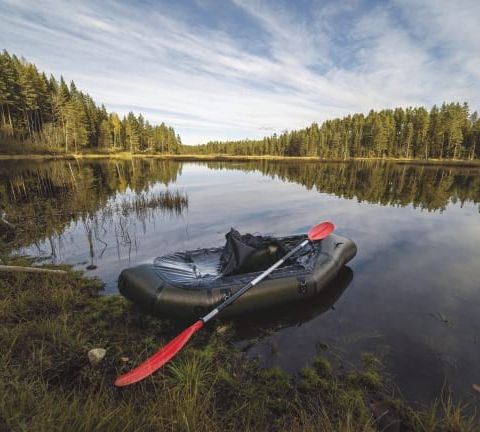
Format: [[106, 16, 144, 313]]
[[1, 0, 479, 145]]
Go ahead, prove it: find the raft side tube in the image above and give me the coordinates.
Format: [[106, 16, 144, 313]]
[[118, 233, 357, 319]]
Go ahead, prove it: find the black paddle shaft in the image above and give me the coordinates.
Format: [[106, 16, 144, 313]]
[[201, 238, 309, 323]]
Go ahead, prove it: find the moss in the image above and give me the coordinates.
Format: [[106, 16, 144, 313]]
[[343, 353, 383, 391], [298, 366, 329, 393], [311, 355, 332, 377], [259, 366, 292, 397], [357, 370, 383, 390], [346, 370, 382, 392], [361, 352, 381, 370], [335, 388, 371, 418]]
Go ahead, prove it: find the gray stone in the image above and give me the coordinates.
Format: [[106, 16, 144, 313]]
[[88, 348, 107, 365]]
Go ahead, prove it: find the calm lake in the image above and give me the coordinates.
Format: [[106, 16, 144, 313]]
[[1, 159, 479, 407]]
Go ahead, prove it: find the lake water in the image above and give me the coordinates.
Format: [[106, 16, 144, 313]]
[[1, 158, 479, 407]]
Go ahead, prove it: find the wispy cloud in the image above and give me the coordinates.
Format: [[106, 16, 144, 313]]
[[1, 0, 479, 144]]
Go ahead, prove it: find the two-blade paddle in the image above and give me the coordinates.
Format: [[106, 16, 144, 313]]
[[115, 221, 335, 387]]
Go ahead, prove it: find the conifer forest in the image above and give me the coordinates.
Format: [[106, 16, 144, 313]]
[[0, 50, 181, 154], [1, 49, 479, 160]]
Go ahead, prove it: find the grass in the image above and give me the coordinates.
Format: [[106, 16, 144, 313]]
[[0, 248, 478, 431], [0, 139, 58, 156], [114, 190, 189, 217], [1, 147, 480, 168]]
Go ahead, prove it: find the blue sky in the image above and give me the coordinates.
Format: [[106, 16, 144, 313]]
[[1, 0, 479, 144]]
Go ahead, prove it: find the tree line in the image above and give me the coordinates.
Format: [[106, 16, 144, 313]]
[[192, 103, 480, 160], [0, 50, 181, 153], [2, 49, 480, 160]]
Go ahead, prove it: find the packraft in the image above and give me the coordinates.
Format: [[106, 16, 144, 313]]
[[119, 229, 357, 319]]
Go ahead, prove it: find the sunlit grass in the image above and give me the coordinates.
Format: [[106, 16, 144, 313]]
[[115, 190, 188, 217]]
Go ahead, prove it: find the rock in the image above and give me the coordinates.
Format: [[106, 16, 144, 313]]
[[216, 325, 228, 335], [120, 356, 129, 363], [88, 348, 106, 365]]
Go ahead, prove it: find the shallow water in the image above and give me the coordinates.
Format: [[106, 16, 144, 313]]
[[1, 158, 479, 406]]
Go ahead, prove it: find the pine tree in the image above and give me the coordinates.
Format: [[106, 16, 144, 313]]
[[99, 119, 113, 148], [125, 112, 140, 153], [0, 51, 19, 136], [65, 98, 88, 152], [0, 50, 180, 154]]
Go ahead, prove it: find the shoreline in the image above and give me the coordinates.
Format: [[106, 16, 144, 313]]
[[1, 151, 480, 167], [1, 248, 477, 430]]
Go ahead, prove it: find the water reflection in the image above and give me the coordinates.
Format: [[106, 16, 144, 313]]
[[1, 159, 479, 407], [207, 160, 480, 211], [2, 160, 479, 251], [80, 190, 188, 269], [0, 159, 187, 255], [235, 266, 353, 340]]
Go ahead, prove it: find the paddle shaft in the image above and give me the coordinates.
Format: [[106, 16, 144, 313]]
[[201, 238, 309, 323]]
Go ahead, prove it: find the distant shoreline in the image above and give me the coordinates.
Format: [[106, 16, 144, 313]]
[[1, 152, 479, 167]]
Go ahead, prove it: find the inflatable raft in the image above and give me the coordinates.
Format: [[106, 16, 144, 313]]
[[119, 230, 357, 319]]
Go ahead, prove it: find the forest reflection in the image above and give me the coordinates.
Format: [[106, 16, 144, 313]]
[[0, 159, 187, 250], [206, 160, 480, 211], [1, 159, 479, 251]]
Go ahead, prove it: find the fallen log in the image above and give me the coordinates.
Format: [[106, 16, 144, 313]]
[[0, 265, 67, 275]]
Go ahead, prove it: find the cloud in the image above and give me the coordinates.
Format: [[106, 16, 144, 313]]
[[0, 0, 479, 144]]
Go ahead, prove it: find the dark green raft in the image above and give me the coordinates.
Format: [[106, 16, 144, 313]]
[[119, 232, 357, 319]]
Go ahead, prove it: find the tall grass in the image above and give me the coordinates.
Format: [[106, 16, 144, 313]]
[[114, 190, 188, 217]]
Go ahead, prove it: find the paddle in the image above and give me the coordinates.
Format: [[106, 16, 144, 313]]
[[114, 221, 335, 387]]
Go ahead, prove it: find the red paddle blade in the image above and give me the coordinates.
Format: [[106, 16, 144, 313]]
[[115, 320, 204, 387], [308, 221, 335, 241]]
